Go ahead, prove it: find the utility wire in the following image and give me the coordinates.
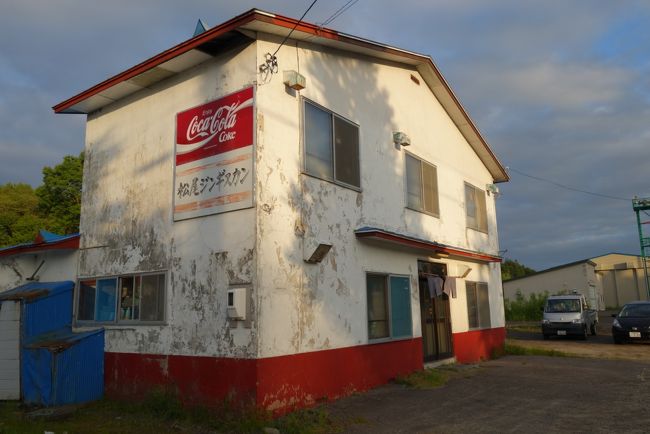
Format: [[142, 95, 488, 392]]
[[271, 0, 319, 58], [507, 166, 633, 202], [321, 0, 359, 26]]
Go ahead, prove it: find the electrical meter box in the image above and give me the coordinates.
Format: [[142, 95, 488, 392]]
[[227, 287, 247, 320]]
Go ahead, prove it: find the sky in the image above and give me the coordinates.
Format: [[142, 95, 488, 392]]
[[1, 0, 649, 270]]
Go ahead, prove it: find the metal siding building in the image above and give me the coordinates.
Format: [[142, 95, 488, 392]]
[[0, 281, 104, 406]]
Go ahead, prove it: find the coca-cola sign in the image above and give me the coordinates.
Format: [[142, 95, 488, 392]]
[[176, 87, 254, 166], [173, 87, 255, 221]]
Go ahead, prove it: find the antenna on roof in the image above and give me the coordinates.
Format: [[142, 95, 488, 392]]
[[193, 19, 210, 37]]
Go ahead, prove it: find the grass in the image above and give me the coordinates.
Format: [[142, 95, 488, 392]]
[[0, 389, 344, 434], [507, 324, 541, 333], [394, 365, 479, 389], [504, 342, 572, 358]]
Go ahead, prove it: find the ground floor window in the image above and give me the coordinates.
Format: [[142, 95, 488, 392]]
[[367, 273, 412, 340], [466, 281, 490, 329], [77, 272, 166, 324]]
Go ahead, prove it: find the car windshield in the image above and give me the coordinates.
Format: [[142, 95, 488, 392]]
[[619, 304, 650, 318], [545, 299, 580, 313]]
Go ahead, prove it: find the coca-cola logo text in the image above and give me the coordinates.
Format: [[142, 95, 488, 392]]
[[186, 101, 244, 144]]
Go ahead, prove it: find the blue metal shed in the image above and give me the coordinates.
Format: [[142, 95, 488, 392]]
[[0, 281, 104, 406]]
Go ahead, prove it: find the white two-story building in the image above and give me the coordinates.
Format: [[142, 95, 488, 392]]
[[54, 9, 509, 412]]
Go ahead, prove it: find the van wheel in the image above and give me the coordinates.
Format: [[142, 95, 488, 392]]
[[590, 323, 597, 336], [580, 326, 588, 340], [543, 334, 549, 340]]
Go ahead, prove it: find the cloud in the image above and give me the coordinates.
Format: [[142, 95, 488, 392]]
[[0, 0, 649, 270]]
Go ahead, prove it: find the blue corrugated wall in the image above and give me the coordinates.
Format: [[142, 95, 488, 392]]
[[7, 281, 105, 407]]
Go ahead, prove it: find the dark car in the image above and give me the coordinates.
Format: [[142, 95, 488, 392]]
[[612, 301, 650, 344]]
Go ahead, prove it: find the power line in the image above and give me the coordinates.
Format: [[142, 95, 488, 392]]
[[507, 166, 633, 202], [271, 0, 319, 58], [321, 0, 359, 26]]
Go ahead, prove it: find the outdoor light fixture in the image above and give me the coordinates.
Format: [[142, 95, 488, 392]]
[[393, 131, 411, 147], [456, 264, 472, 278], [486, 183, 500, 196], [305, 242, 332, 264], [283, 70, 306, 90]]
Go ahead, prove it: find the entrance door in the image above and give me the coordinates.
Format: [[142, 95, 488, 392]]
[[418, 261, 453, 362]]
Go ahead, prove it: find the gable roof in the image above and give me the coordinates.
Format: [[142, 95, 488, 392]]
[[53, 8, 509, 183], [503, 258, 596, 283]]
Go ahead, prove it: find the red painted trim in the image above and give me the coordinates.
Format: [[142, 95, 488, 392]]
[[52, 9, 508, 182], [104, 338, 423, 413], [52, 10, 260, 113], [0, 235, 79, 257], [452, 327, 505, 363], [356, 230, 502, 263], [256, 338, 423, 413], [104, 352, 257, 406]]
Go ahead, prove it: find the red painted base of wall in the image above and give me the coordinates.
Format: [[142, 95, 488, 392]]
[[452, 327, 506, 363], [104, 330, 504, 413], [104, 352, 257, 406], [257, 338, 422, 412], [104, 338, 423, 413]]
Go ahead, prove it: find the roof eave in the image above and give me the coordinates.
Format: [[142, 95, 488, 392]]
[[52, 8, 509, 182]]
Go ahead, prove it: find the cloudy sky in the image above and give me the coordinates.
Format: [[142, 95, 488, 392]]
[[1, 0, 649, 270]]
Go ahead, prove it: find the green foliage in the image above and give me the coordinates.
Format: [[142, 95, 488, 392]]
[[504, 343, 571, 358], [504, 291, 548, 321], [395, 367, 449, 389], [0, 183, 48, 246], [501, 258, 536, 281], [0, 153, 83, 247], [36, 152, 84, 235]]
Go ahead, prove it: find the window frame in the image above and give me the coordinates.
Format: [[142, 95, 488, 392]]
[[465, 281, 491, 330], [75, 270, 167, 326], [404, 151, 440, 217], [301, 98, 361, 191], [464, 182, 488, 233], [365, 272, 413, 343]]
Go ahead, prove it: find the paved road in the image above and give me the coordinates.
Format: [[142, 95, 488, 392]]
[[327, 356, 650, 433]]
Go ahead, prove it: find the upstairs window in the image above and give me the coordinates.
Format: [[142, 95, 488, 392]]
[[77, 272, 166, 324], [405, 153, 439, 216], [304, 100, 360, 188], [465, 183, 488, 233]]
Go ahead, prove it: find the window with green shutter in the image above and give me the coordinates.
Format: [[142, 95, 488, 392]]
[[367, 273, 412, 340]]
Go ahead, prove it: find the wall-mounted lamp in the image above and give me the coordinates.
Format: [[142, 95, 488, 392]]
[[393, 131, 411, 147], [429, 251, 449, 260], [486, 183, 500, 197], [455, 264, 472, 278], [283, 70, 306, 91], [305, 242, 332, 264]]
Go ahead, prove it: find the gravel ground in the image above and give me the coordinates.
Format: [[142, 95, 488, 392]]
[[326, 311, 650, 433], [326, 355, 650, 433]]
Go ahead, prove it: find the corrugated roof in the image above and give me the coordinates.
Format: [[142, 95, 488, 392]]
[[0, 231, 79, 257], [53, 8, 509, 183], [0, 281, 74, 302], [24, 327, 103, 353]]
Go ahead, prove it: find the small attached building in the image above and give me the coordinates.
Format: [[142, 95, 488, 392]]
[[0, 231, 79, 293], [54, 9, 509, 411]]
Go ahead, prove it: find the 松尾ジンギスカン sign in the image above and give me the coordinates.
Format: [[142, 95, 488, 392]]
[[174, 87, 254, 221]]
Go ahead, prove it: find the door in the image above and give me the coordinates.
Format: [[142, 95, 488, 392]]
[[419, 261, 453, 361], [0, 300, 20, 400]]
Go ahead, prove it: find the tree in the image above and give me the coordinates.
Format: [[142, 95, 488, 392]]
[[0, 183, 48, 246], [501, 259, 536, 281], [0, 152, 84, 248], [35, 152, 84, 235]]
